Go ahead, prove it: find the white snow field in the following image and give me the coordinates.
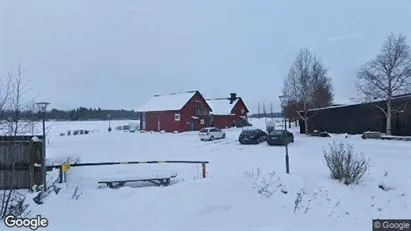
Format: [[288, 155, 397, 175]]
[[2, 118, 411, 230]]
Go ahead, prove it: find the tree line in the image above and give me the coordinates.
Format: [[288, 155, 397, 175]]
[[249, 102, 282, 118], [280, 32, 411, 136], [249, 112, 282, 119], [0, 107, 140, 121]]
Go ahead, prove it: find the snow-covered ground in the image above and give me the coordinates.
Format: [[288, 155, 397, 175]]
[[2, 118, 411, 230]]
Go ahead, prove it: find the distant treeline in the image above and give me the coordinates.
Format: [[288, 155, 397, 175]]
[[1, 108, 284, 121], [0, 107, 140, 121], [248, 112, 283, 118]]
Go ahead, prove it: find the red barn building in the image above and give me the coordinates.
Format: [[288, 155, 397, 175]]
[[206, 93, 249, 129], [138, 91, 212, 132]]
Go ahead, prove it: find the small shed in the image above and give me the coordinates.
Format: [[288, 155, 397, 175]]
[[0, 135, 44, 190]]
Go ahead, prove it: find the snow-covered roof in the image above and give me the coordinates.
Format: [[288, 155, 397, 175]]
[[332, 99, 356, 105], [206, 98, 238, 115], [138, 91, 197, 112], [300, 93, 411, 113]]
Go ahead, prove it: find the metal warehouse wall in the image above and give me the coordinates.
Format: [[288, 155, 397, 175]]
[[299, 97, 411, 136]]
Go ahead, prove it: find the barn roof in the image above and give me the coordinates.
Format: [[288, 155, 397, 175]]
[[138, 91, 198, 112], [332, 99, 356, 106], [205, 98, 238, 115], [300, 93, 411, 113]]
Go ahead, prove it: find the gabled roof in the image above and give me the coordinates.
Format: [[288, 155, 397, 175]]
[[300, 93, 411, 113], [332, 99, 356, 106], [205, 98, 239, 115], [138, 91, 198, 112]]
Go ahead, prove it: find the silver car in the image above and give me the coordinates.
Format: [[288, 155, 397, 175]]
[[198, 127, 226, 141]]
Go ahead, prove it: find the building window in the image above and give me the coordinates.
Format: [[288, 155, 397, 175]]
[[195, 102, 201, 115], [175, 113, 181, 121]]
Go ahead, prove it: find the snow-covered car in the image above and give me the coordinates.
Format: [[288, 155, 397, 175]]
[[198, 127, 226, 141]]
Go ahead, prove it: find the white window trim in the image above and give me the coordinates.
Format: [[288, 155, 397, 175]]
[[174, 113, 181, 121]]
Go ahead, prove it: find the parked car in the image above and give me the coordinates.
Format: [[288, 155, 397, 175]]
[[266, 130, 294, 146], [198, 127, 226, 141], [238, 128, 267, 144], [122, 125, 130, 131]]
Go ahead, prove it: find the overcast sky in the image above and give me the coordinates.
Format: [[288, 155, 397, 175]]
[[1, 0, 410, 112]]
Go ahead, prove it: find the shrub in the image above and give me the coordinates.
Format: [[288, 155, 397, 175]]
[[323, 141, 370, 185], [1, 191, 30, 218], [266, 125, 275, 134]]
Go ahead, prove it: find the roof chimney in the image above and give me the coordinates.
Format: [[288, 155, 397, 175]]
[[229, 93, 237, 104]]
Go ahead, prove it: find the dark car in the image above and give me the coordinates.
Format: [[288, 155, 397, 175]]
[[238, 128, 267, 144], [266, 130, 294, 146]]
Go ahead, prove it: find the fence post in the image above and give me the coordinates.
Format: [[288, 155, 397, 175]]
[[59, 165, 64, 183], [201, 162, 206, 178], [29, 141, 35, 189]]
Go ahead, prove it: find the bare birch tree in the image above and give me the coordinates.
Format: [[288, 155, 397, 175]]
[[262, 102, 268, 126], [0, 74, 12, 132], [262, 102, 267, 117], [257, 102, 261, 119], [357, 32, 411, 135], [283, 48, 334, 134], [7, 63, 37, 136], [0, 74, 12, 218], [0, 72, 13, 218], [28, 103, 38, 135], [1, 64, 38, 218], [269, 102, 274, 119]]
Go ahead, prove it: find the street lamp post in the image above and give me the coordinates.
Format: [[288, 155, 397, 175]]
[[279, 95, 290, 174], [36, 102, 49, 191], [108, 114, 112, 132]]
